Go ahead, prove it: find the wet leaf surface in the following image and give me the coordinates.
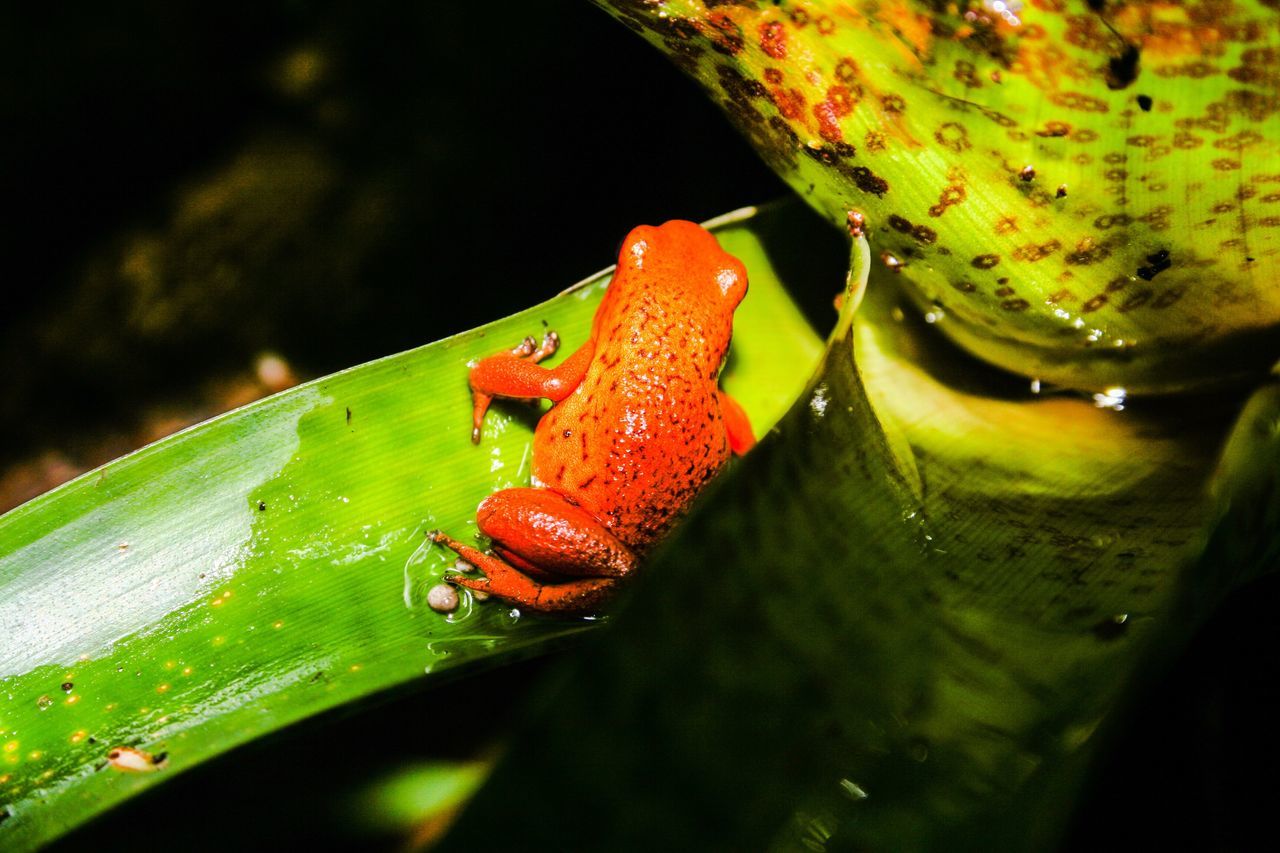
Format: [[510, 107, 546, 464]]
[[0, 206, 822, 851]]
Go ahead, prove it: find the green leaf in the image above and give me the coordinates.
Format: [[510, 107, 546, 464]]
[[0, 207, 822, 850], [439, 199, 1277, 851], [596, 0, 1280, 393]]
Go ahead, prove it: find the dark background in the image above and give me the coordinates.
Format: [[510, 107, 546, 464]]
[[4, 2, 1276, 849]]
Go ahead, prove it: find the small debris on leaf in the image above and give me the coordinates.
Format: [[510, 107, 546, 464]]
[[107, 745, 169, 773], [427, 583, 460, 613]]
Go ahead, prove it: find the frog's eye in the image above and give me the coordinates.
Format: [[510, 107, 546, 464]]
[[715, 265, 747, 303]]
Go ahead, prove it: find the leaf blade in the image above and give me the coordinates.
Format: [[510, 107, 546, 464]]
[[0, 207, 823, 850]]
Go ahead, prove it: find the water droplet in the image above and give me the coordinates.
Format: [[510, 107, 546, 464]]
[[1029, 378, 1042, 394], [1092, 387, 1127, 411], [880, 252, 904, 272], [923, 302, 945, 324], [403, 531, 449, 609], [36, 695, 52, 710], [839, 778, 869, 801], [1092, 613, 1130, 640], [909, 737, 930, 762], [809, 384, 830, 417]]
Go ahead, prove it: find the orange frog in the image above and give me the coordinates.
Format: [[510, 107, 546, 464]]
[[430, 220, 756, 615]]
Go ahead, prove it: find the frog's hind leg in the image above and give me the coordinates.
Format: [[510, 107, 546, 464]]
[[430, 530, 617, 615], [432, 488, 637, 615], [474, 489, 636, 579]]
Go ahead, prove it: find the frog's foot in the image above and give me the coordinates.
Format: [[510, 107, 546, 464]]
[[469, 330, 564, 444], [508, 336, 538, 358], [430, 530, 616, 615], [505, 331, 559, 362], [528, 330, 560, 363]]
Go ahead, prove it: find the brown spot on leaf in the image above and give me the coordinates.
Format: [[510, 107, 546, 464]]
[[759, 20, 787, 59], [844, 165, 889, 196], [1012, 241, 1061, 262], [935, 122, 971, 153]]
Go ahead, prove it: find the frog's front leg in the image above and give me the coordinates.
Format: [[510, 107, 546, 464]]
[[717, 389, 756, 454], [432, 488, 636, 615], [468, 334, 594, 443]]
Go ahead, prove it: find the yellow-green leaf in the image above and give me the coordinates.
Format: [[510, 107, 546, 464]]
[[597, 0, 1280, 393]]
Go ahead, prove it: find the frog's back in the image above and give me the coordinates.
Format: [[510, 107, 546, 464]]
[[531, 220, 747, 550]]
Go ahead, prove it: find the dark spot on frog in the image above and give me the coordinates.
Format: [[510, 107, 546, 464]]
[[1056, 185, 1069, 198], [258, 500, 267, 512], [61, 681, 74, 692], [1246, 256, 1256, 262], [1135, 248, 1171, 280], [0, 808, 8, 825], [1137, 94, 1153, 112], [153, 751, 168, 765], [1086, 0, 1106, 9], [345, 407, 352, 425], [1019, 165, 1036, 182], [1107, 43, 1141, 90], [563, 429, 572, 439], [1092, 614, 1130, 640], [88, 736, 97, 744]]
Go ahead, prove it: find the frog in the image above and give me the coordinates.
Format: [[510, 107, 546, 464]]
[[429, 220, 756, 615]]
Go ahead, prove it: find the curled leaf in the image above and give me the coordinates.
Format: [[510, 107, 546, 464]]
[[439, 199, 1275, 851], [599, 0, 1280, 393]]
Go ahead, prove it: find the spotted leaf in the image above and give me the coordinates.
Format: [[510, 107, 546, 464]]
[[598, 0, 1280, 393]]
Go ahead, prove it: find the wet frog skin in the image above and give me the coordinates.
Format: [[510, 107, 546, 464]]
[[431, 220, 756, 615]]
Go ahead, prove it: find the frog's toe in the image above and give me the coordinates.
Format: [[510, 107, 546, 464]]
[[445, 572, 488, 592]]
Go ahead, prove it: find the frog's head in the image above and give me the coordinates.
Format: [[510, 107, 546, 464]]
[[618, 220, 748, 314], [609, 220, 749, 379]]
